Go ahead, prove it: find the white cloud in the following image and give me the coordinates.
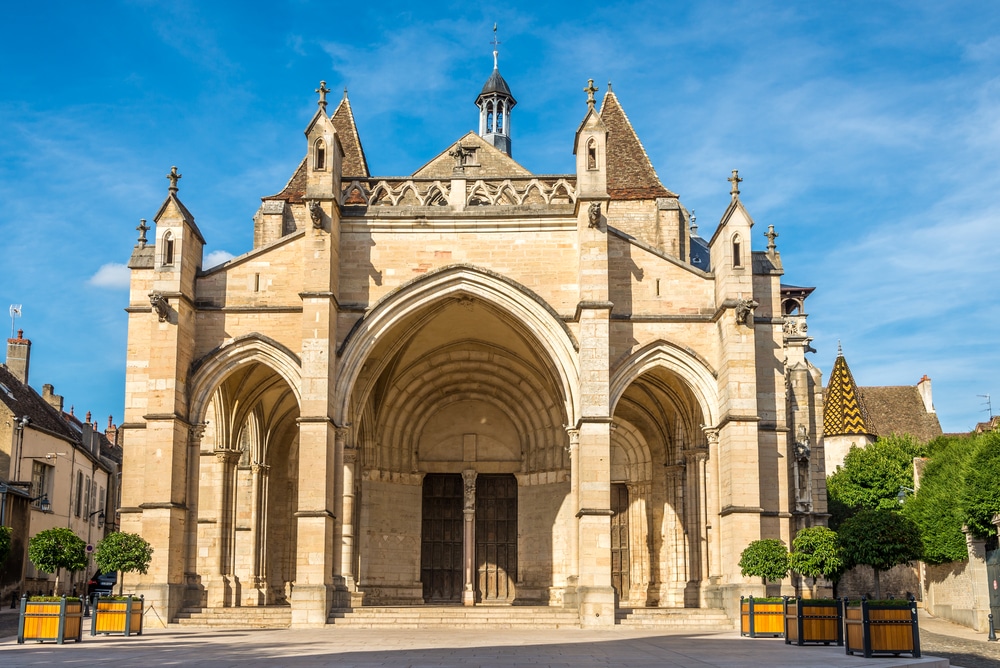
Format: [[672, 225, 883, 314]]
[[204, 250, 235, 268], [88, 263, 130, 288]]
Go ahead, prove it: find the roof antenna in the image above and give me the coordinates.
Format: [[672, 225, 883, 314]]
[[9, 304, 21, 339], [492, 23, 500, 69]]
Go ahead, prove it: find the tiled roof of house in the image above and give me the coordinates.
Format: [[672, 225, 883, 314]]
[[823, 353, 874, 437], [332, 95, 370, 178], [0, 365, 78, 444], [857, 385, 943, 443], [263, 157, 307, 204], [599, 90, 676, 200]]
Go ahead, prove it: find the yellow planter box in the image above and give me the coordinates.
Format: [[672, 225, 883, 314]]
[[17, 596, 84, 644], [92, 595, 144, 636], [783, 598, 843, 646], [844, 598, 920, 658], [740, 596, 785, 638]]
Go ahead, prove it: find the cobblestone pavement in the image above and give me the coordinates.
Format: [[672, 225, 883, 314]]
[[919, 629, 1000, 668]]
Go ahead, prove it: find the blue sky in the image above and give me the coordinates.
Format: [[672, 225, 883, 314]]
[[0, 1, 997, 434]]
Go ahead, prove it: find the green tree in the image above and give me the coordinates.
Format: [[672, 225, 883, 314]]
[[789, 526, 843, 583], [27, 527, 87, 594], [902, 434, 975, 563], [738, 539, 789, 584], [0, 525, 11, 566], [960, 431, 1000, 539], [839, 508, 922, 598], [94, 532, 153, 595], [826, 435, 923, 529]]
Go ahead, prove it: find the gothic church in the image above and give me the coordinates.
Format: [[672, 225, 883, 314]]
[[122, 53, 826, 627]]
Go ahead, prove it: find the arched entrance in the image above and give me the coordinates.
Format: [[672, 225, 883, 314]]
[[610, 343, 717, 608], [338, 269, 577, 606], [187, 340, 302, 608]]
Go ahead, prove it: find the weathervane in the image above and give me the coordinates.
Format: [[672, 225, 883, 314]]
[[9, 304, 22, 339], [491, 23, 501, 68]]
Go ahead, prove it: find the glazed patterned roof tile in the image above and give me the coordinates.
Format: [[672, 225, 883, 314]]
[[823, 354, 874, 437]]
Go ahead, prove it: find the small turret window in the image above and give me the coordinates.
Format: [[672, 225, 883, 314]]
[[163, 231, 175, 266], [587, 138, 597, 170], [315, 139, 326, 171], [497, 108, 504, 132], [732, 233, 742, 268]]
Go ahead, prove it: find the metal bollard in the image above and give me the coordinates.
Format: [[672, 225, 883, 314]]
[[989, 613, 997, 642]]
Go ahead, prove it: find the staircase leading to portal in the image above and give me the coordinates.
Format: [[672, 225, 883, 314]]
[[615, 607, 734, 631], [173, 605, 291, 628]]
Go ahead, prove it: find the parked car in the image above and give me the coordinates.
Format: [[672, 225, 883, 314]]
[[87, 571, 117, 596]]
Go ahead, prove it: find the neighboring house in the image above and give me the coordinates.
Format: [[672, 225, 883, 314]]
[[122, 53, 828, 627], [0, 330, 122, 597], [822, 347, 942, 473]]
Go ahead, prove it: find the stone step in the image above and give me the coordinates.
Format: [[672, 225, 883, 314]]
[[173, 606, 292, 628], [615, 607, 735, 631], [329, 605, 581, 628]]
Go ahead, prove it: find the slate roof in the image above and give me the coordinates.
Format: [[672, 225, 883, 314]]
[[823, 353, 874, 437], [332, 95, 370, 178], [857, 385, 943, 444], [599, 90, 676, 200], [478, 67, 515, 102]]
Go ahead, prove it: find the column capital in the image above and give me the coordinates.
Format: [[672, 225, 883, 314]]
[[335, 424, 352, 447], [189, 423, 207, 444], [462, 469, 478, 511], [214, 448, 242, 465], [701, 426, 720, 447], [681, 447, 709, 463], [343, 446, 358, 464], [251, 463, 270, 475]]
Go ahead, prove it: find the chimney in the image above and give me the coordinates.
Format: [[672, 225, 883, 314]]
[[42, 384, 64, 412], [917, 375, 935, 414], [81, 420, 94, 453], [105, 415, 119, 447], [5, 329, 30, 384]]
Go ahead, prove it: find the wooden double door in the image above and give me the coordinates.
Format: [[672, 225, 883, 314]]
[[420, 473, 517, 603]]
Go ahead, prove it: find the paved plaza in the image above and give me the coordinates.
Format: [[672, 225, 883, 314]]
[[0, 607, 968, 668]]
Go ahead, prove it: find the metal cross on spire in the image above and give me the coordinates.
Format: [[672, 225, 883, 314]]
[[765, 224, 778, 254], [584, 79, 598, 108], [167, 166, 182, 194], [491, 23, 501, 69], [728, 169, 742, 198], [316, 80, 331, 110], [136, 219, 150, 247]]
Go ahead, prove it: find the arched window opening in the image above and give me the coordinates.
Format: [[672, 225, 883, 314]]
[[782, 300, 800, 316], [163, 232, 175, 266], [732, 233, 742, 269], [315, 139, 326, 171], [587, 138, 597, 170], [487, 106, 494, 133], [497, 108, 504, 133]]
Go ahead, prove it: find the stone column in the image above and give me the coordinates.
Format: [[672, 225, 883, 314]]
[[702, 427, 722, 583], [340, 446, 360, 604], [627, 482, 650, 605], [663, 464, 686, 607], [682, 448, 708, 604], [208, 448, 241, 607], [461, 469, 478, 606], [564, 428, 580, 606], [184, 425, 205, 597], [251, 462, 270, 603]]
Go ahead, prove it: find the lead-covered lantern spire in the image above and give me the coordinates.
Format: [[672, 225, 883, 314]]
[[476, 23, 516, 157]]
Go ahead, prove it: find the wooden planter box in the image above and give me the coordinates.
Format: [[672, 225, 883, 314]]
[[17, 596, 84, 644], [92, 595, 144, 637], [740, 596, 785, 638], [784, 598, 843, 646], [844, 597, 920, 658]]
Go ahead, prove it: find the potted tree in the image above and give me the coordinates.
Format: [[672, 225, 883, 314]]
[[91, 532, 153, 637], [738, 538, 789, 638], [785, 526, 844, 646], [839, 509, 923, 658], [18, 528, 87, 644]]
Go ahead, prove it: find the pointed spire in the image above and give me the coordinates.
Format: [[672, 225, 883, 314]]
[[476, 28, 516, 157], [728, 169, 742, 198], [689, 210, 698, 236], [166, 166, 181, 194], [823, 349, 875, 437]]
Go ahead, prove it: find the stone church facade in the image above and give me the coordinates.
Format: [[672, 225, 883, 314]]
[[122, 61, 827, 627]]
